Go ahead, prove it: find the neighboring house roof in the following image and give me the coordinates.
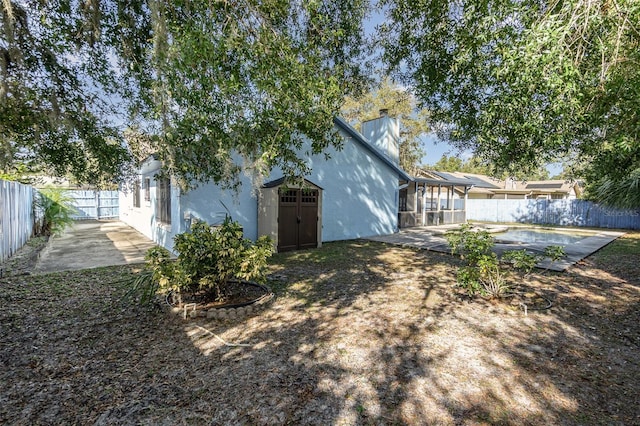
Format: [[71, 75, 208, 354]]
[[413, 170, 580, 197], [492, 179, 580, 197], [333, 116, 413, 182], [455, 173, 502, 189]]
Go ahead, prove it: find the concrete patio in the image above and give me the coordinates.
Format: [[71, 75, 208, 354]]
[[34, 220, 158, 274]]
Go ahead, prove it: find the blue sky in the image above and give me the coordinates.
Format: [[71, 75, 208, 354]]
[[419, 133, 468, 167]]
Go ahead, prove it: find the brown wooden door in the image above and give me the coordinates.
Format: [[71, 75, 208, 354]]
[[278, 188, 318, 252]]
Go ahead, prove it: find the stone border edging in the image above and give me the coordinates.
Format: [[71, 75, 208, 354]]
[[167, 282, 275, 321]]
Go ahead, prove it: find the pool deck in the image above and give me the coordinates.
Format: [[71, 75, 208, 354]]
[[367, 225, 625, 272]]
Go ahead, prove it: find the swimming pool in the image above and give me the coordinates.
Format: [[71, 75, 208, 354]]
[[493, 228, 589, 246]]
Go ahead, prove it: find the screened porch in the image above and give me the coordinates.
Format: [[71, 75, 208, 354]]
[[398, 178, 473, 228]]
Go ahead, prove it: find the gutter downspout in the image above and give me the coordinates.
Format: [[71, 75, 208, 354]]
[[465, 185, 473, 223], [437, 185, 442, 225], [421, 184, 427, 226]]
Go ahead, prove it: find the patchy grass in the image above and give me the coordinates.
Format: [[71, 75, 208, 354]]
[[0, 233, 638, 425]]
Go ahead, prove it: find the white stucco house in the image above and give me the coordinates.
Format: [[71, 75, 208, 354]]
[[119, 113, 412, 252]]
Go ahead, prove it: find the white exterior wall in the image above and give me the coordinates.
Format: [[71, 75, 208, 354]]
[[121, 125, 402, 252], [179, 172, 259, 240], [119, 158, 177, 251], [299, 127, 399, 241]]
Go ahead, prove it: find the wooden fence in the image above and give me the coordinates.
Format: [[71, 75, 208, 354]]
[[466, 199, 640, 230], [0, 179, 36, 263], [69, 190, 119, 220]]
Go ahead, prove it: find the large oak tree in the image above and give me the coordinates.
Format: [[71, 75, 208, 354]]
[[1, 0, 369, 189], [380, 0, 640, 208]]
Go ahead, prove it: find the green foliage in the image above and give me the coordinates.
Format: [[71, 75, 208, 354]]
[[141, 218, 274, 301], [126, 270, 159, 305], [455, 266, 483, 295], [501, 249, 539, 277], [341, 77, 429, 174], [446, 225, 564, 297], [476, 254, 508, 298], [428, 154, 550, 181], [445, 225, 505, 296], [0, 1, 133, 186], [144, 246, 176, 290], [446, 224, 495, 266], [585, 170, 640, 210], [124, 0, 370, 190], [429, 155, 486, 175], [2, 1, 369, 189], [126, 246, 176, 305], [380, 0, 640, 208], [543, 245, 566, 266], [35, 188, 77, 237], [0, 163, 36, 184]]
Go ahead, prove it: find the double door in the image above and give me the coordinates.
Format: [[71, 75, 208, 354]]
[[278, 189, 319, 252]]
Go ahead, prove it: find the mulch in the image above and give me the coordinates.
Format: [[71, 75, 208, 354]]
[[1, 234, 638, 425]]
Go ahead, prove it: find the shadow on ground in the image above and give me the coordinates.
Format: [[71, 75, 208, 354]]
[[1, 235, 638, 424]]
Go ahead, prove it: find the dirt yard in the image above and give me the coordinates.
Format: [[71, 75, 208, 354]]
[[1, 233, 638, 425]]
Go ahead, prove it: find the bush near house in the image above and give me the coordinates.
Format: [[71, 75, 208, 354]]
[[133, 217, 273, 304]]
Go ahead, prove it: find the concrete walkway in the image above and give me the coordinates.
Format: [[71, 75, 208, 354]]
[[367, 225, 625, 271], [34, 220, 158, 274]]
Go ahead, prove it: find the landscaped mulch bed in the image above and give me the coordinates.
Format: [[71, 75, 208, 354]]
[[0, 233, 638, 425]]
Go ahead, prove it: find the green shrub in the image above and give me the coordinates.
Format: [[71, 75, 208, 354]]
[[446, 225, 505, 296], [446, 225, 568, 298], [125, 246, 175, 305], [446, 224, 495, 265], [137, 217, 274, 303], [477, 254, 509, 297], [35, 188, 77, 236], [543, 245, 566, 263], [144, 246, 177, 289], [501, 249, 539, 277]]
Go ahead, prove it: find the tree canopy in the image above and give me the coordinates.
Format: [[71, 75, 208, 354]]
[[380, 0, 640, 208], [341, 78, 429, 174], [1, 0, 369, 189], [1, 0, 132, 185], [4, 0, 639, 208], [428, 155, 488, 176]]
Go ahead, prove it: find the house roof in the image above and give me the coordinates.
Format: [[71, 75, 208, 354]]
[[414, 170, 476, 187], [333, 116, 413, 181], [525, 182, 565, 190], [414, 176, 475, 187], [503, 179, 578, 194], [262, 176, 323, 190], [457, 173, 502, 189], [414, 170, 579, 196]]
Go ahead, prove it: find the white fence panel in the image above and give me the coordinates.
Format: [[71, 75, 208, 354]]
[[69, 190, 119, 220], [0, 179, 36, 263], [466, 199, 640, 230]]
